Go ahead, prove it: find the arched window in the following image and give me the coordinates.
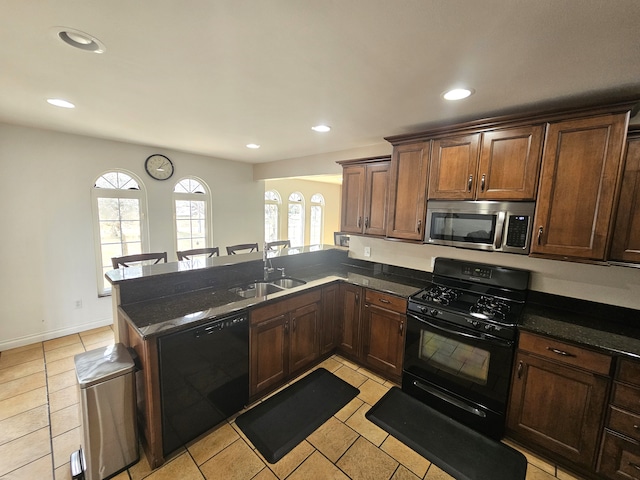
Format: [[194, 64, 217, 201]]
[[287, 192, 305, 247], [310, 193, 325, 245], [174, 177, 211, 253], [265, 190, 281, 243], [92, 170, 148, 295]]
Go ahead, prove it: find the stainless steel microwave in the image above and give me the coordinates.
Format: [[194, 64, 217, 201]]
[[425, 200, 536, 254]]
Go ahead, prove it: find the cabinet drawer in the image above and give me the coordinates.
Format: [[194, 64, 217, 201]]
[[612, 382, 640, 415], [364, 289, 406, 313], [618, 358, 640, 386], [608, 405, 640, 442], [598, 430, 640, 480], [251, 289, 322, 325], [518, 332, 612, 375]]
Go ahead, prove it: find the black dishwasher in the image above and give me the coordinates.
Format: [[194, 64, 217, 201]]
[[158, 311, 249, 456]]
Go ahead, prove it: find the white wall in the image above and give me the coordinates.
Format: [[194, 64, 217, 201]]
[[0, 123, 263, 350], [264, 178, 341, 246]]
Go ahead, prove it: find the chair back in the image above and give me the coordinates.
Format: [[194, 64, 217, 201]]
[[265, 240, 291, 251], [226, 243, 259, 255], [111, 252, 167, 269], [176, 247, 220, 261]]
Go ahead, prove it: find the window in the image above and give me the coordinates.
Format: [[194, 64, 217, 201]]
[[174, 177, 211, 252], [92, 171, 148, 295], [264, 190, 281, 243], [287, 192, 305, 247], [310, 193, 325, 245]]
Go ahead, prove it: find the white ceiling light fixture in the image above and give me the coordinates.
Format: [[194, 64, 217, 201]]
[[246, 143, 261, 149], [443, 88, 474, 101], [311, 125, 331, 133], [54, 27, 106, 53], [47, 98, 75, 109]]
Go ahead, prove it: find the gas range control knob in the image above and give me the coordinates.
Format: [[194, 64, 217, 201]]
[[430, 309, 439, 317], [484, 324, 494, 331]]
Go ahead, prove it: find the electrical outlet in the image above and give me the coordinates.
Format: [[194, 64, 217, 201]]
[[364, 246, 371, 257], [74, 299, 83, 309]]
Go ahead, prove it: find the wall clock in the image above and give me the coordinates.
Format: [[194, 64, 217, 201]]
[[144, 154, 174, 180]]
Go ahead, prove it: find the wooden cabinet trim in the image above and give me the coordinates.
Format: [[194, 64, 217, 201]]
[[617, 357, 640, 386], [364, 289, 406, 313]]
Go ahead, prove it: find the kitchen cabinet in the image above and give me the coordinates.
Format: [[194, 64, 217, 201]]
[[338, 283, 363, 358], [386, 141, 430, 240], [531, 112, 629, 261], [597, 358, 640, 480], [428, 134, 481, 200], [250, 289, 321, 397], [362, 290, 406, 381], [320, 283, 340, 355], [338, 156, 390, 236], [610, 127, 640, 263], [506, 331, 612, 470]]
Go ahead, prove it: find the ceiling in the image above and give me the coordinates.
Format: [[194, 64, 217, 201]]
[[2, 1, 639, 165]]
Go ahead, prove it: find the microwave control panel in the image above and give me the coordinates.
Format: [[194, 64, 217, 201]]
[[506, 215, 529, 248]]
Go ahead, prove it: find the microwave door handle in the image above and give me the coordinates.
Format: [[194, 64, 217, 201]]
[[494, 211, 506, 250], [408, 313, 513, 348]]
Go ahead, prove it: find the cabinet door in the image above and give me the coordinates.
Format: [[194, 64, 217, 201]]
[[338, 284, 362, 358], [429, 134, 480, 199], [289, 302, 320, 374], [320, 284, 340, 355], [250, 314, 288, 396], [507, 351, 609, 468], [386, 142, 429, 240], [362, 303, 405, 379], [363, 161, 390, 236], [531, 113, 628, 260], [476, 126, 544, 200], [597, 430, 640, 480], [340, 165, 366, 233], [610, 134, 640, 263]]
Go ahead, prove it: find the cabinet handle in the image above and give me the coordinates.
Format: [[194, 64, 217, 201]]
[[546, 346, 576, 357], [284, 320, 289, 334], [399, 321, 404, 336], [629, 462, 640, 471], [355, 294, 359, 304], [357, 216, 362, 228], [417, 219, 422, 234], [517, 361, 523, 379], [481, 174, 486, 192], [364, 217, 369, 228], [633, 424, 639, 430], [467, 175, 473, 192], [292, 317, 296, 332], [537, 226, 543, 245], [379, 298, 391, 304]]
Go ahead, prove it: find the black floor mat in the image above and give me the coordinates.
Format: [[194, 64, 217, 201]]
[[366, 387, 527, 480], [235, 368, 359, 463]]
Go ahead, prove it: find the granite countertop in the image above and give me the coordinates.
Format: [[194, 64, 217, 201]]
[[119, 264, 427, 339]]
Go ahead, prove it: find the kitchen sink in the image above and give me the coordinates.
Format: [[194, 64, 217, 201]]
[[229, 277, 306, 298], [270, 277, 306, 289]]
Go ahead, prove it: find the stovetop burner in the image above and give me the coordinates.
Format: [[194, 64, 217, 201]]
[[418, 285, 460, 305]]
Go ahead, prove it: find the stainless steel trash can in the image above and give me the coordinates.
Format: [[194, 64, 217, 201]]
[[70, 343, 139, 480]]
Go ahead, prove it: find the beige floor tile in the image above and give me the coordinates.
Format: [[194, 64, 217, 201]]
[[333, 365, 368, 388], [0, 346, 44, 369], [0, 342, 42, 356], [80, 329, 115, 348], [45, 355, 76, 377], [334, 396, 364, 422], [127, 446, 154, 480], [0, 359, 44, 384], [556, 467, 586, 479], [334, 356, 362, 370], [82, 338, 115, 351], [43, 334, 81, 352], [50, 403, 80, 437], [316, 356, 343, 373], [54, 461, 71, 480], [338, 436, 398, 480], [0, 370, 46, 401], [188, 422, 240, 465], [259, 439, 314, 479], [200, 439, 265, 480], [345, 402, 389, 446], [425, 463, 456, 479], [252, 467, 279, 480], [5, 453, 53, 480], [0, 386, 47, 421], [357, 378, 390, 406], [288, 450, 350, 480], [145, 451, 204, 480], [47, 369, 77, 393], [51, 426, 80, 469], [229, 419, 254, 448], [356, 367, 388, 385], [0, 404, 49, 446], [0, 426, 51, 476], [48, 384, 79, 413], [111, 470, 131, 480], [44, 343, 85, 364], [79, 325, 113, 338], [392, 464, 423, 480], [381, 434, 431, 478], [307, 416, 358, 462], [508, 442, 556, 476], [526, 464, 557, 480]]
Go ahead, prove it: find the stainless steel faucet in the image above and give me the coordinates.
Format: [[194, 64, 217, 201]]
[[263, 245, 274, 280]]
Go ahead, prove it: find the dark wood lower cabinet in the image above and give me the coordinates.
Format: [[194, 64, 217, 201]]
[[338, 283, 363, 358], [320, 283, 340, 355], [598, 430, 640, 480]]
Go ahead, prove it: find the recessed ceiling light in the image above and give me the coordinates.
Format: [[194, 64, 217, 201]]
[[443, 88, 474, 101], [246, 143, 261, 149], [47, 98, 75, 109], [54, 27, 106, 53], [311, 125, 331, 133]]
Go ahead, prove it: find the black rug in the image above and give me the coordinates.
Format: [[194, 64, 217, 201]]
[[366, 387, 527, 480], [235, 368, 359, 463]]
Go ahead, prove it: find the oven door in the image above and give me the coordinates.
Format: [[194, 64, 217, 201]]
[[402, 312, 515, 438]]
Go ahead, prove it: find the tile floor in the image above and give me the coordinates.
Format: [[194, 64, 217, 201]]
[[0, 326, 587, 480]]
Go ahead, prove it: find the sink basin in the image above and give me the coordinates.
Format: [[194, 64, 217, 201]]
[[270, 277, 306, 289], [230, 281, 284, 298]]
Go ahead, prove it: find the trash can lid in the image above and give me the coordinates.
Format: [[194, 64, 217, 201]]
[[74, 343, 136, 389]]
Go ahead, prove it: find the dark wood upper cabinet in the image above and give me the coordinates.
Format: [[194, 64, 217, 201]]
[[386, 142, 429, 240], [429, 134, 481, 200], [339, 164, 366, 234], [531, 112, 629, 260], [610, 128, 640, 263]]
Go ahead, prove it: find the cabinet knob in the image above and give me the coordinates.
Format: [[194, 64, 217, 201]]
[[517, 361, 523, 379], [537, 226, 543, 245], [467, 175, 473, 192], [284, 321, 289, 333], [357, 216, 362, 228], [481, 174, 486, 192], [417, 219, 422, 234], [399, 321, 404, 336], [364, 217, 369, 228]]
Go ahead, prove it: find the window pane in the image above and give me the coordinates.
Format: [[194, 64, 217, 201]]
[[120, 221, 141, 242], [310, 205, 322, 244], [176, 219, 192, 238], [173, 179, 210, 254], [288, 204, 304, 247], [191, 201, 206, 219], [97, 198, 120, 221], [121, 242, 142, 256], [99, 221, 122, 244], [265, 204, 279, 242], [119, 198, 140, 220]]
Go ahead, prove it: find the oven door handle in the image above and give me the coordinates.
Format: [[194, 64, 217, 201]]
[[408, 313, 514, 348]]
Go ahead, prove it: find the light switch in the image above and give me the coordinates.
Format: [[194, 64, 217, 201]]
[[364, 247, 371, 257]]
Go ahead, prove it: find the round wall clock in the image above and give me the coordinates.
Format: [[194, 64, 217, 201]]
[[144, 154, 174, 180]]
